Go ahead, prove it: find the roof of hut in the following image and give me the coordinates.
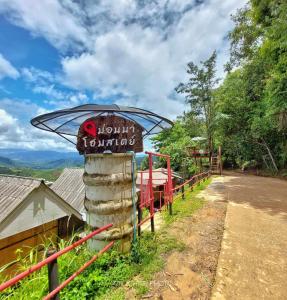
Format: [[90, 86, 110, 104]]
[[0, 174, 81, 224], [51, 168, 85, 213], [136, 168, 182, 187]]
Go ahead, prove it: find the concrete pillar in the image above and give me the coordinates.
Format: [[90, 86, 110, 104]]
[[83, 153, 134, 253]]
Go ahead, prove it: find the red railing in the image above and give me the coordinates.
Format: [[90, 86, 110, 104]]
[[172, 171, 210, 192], [1, 152, 212, 298], [0, 224, 114, 298], [137, 152, 211, 233], [137, 170, 210, 230]]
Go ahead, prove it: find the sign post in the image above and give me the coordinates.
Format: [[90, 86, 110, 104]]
[[31, 104, 173, 253], [77, 115, 143, 252]]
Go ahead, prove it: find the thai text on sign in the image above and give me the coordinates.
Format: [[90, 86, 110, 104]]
[[76, 115, 143, 154]]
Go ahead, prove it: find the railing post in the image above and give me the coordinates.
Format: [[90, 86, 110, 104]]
[[47, 249, 59, 300], [168, 202, 173, 215], [148, 153, 155, 233], [167, 157, 173, 216], [137, 204, 142, 237], [150, 213, 155, 232], [181, 185, 185, 200]]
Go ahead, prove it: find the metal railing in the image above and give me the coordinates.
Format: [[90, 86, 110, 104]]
[[137, 151, 211, 235], [0, 153, 212, 298], [0, 224, 114, 299]]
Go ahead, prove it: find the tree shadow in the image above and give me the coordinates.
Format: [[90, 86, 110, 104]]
[[221, 172, 287, 220]]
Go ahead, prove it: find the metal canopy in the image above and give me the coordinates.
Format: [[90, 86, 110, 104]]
[[31, 104, 173, 145]]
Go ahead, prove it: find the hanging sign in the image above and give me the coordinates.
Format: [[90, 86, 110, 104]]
[[76, 115, 144, 154]]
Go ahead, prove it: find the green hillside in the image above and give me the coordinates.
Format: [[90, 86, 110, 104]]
[[0, 165, 62, 181]]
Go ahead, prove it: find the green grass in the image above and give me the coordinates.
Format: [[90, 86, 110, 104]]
[[1, 178, 211, 300], [0, 233, 185, 300], [163, 178, 211, 224]]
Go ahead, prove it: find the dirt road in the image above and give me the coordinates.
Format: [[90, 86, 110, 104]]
[[206, 173, 287, 300], [147, 197, 227, 300]]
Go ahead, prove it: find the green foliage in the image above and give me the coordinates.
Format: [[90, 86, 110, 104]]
[[176, 52, 219, 153], [152, 1, 286, 172], [1, 230, 185, 300], [151, 53, 221, 176], [1, 174, 212, 300], [215, 0, 287, 170], [140, 156, 149, 171], [151, 118, 203, 177]]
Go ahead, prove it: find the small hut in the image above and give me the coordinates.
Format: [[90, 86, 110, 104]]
[[137, 168, 182, 205], [0, 175, 82, 274]]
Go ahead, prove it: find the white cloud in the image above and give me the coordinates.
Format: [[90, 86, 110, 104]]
[[69, 93, 88, 105], [61, 0, 246, 119], [0, 54, 19, 80], [0, 98, 54, 123], [62, 25, 185, 118], [20, 67, 88, 108], [0, 108, 25, 143], [21, 67, 54, 83], [0, 107, 73, 150], [0, 108, 17, 128], [0, 0, 90, 51], [32, 85, 66, 100], [0, 0, 247, 130]]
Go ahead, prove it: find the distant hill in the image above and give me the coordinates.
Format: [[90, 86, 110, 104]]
[[0, 148, 80, 163], [41, 158, 83, 169], [0, 149, 83, 169], [0, 156, 15, 167], [0, 149, 147, 170]]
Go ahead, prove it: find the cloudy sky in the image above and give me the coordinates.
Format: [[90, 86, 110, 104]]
[[0, 0, 246, 151]]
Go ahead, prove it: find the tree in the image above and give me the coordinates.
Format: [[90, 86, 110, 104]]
[[219, 0, 287, 170], [227, 1, 287, 131], [175, 51, 219, 156], [140, 156, 149, 171], [151, 118, 202, 177]]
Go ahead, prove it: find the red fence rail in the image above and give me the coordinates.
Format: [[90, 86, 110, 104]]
[[44, 242, 114, 300], [1, 152, 212, 298], [0, 223, 114, 298], [137, 170, 211, 231], [137, 151, 211, 234], [172, 171, 210, 192]]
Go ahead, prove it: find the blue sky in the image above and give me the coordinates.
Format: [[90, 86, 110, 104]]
[[0, 0, 246, 151]]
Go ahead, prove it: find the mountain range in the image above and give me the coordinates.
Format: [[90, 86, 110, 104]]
[[0, 149, 146, 170]]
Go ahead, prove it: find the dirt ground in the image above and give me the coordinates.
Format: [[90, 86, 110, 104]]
[[143, 172, 287, 300], [211, 173, 287, 300], [146, 192, 227, 299]]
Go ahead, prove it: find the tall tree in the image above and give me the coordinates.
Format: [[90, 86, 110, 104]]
[[175, 51, 219, 156], [227, 0, 287, 132], [216, 0, 287, 171]]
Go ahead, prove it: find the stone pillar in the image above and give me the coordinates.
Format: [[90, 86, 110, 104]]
[[83, 153, 134, 253]]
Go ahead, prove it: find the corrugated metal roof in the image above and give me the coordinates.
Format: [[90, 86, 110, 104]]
[[136, 168, 181, 187], [0, 175, 42, 223], [51, 168, 85, 213]]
